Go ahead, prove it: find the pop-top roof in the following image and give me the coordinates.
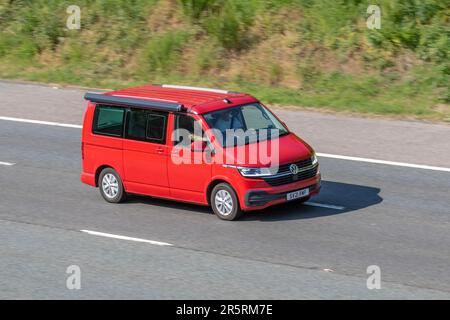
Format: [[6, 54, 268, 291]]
[[84, 84, 255, 114]]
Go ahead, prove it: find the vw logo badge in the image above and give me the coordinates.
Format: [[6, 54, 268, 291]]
[[289, 164, 299, 175]]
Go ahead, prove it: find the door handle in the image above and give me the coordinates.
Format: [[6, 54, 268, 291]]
[[156, 147, 164, 154]]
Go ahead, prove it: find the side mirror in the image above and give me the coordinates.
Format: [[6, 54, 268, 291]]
[[190, 140, 208, 152]]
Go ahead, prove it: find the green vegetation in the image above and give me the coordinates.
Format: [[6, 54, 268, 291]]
[[0, 0, 449, 120]]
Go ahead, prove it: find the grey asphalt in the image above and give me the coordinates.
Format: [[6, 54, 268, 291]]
[[1, 80, 450, 167], [0, 81, 450, 299]]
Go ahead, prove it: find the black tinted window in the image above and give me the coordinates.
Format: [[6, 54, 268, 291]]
[[127, 108, 147, 140], [173, 114, 204, 147], [146, 114, 166, 141], [127, 108, 167, 144], [93, 105, 125, 137]]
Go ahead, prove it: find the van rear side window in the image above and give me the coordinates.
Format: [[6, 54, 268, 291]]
[[146, 114, 166, 142], [126, 108, 167, 144], [93, 105, 125, 137]]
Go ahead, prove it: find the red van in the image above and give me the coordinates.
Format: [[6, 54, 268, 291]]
[[81, 85, 321, 220]]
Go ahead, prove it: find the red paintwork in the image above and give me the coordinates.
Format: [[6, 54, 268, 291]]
[[81, 85, 321, 211]]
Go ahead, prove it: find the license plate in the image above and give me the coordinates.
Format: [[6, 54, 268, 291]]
[[286, 188, 310, 201]]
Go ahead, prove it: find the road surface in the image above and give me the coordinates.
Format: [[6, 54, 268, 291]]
[[0, 81, 449, 299]]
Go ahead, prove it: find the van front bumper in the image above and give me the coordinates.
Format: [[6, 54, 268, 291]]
[[242, 174, 321, 210], [245, 182, 320, 207]]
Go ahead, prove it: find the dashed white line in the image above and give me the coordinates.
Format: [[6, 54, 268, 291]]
[[304, 202, 345, 210], [1, 116, 449, 173], [80, 229, 173, 246], [0, 116, 82, 129], [317, 153, 450, 173], [0, 161, 15, 166]]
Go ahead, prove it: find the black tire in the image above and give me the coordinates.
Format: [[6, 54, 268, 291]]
[[98, 168, 126, 203], [210, 183, 243, 221]]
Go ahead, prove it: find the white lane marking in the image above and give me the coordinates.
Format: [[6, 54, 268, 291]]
[[317, 153, 450, 173], [0, 161, 15, 166], [80, 230, 173, 246], [0, 116, 82, 129], [304, 202, 345, 210], [1, 116, 449, 173]]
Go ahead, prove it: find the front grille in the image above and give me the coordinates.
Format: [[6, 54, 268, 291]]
[[278, 157, 313, 174], [263, 158, 318, 186]]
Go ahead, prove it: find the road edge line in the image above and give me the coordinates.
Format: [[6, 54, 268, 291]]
[[316, 153, 450, 173], [0, 116, 82, 129]]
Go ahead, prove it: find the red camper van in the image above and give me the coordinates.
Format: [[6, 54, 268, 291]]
[[81, 85, 321, 220]]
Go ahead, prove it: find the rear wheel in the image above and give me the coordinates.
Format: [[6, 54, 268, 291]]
[[98, 168, 126, 203], [211, 183, 243, 221]]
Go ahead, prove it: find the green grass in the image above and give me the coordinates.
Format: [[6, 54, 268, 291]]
[[0, 0, 448, 121], [1, 61, 446, 121]]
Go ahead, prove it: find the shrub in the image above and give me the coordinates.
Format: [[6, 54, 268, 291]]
[[140, 31, 190, 74]]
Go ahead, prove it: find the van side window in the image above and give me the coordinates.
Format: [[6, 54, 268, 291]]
[[146, 114, 166, 142], [173, 114, 204, 147], [93, 105, 125, 137], [127, 108, 167, 144]]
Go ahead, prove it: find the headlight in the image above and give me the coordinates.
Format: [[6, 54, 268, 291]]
[[238, 167, 273, 177], [311, 153, 318, 165]]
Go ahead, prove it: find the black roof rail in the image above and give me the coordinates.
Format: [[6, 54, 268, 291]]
[[84, 92, 185, 112]]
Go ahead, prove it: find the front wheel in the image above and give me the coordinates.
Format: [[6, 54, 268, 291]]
[[211, 183, 243, 221], [98, 168, 126, 203]]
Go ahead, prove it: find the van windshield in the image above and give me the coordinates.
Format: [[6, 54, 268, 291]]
[[203, 103, 289, 147]]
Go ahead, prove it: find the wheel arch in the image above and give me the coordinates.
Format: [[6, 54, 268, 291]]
[[206, 178, 239, 206]]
